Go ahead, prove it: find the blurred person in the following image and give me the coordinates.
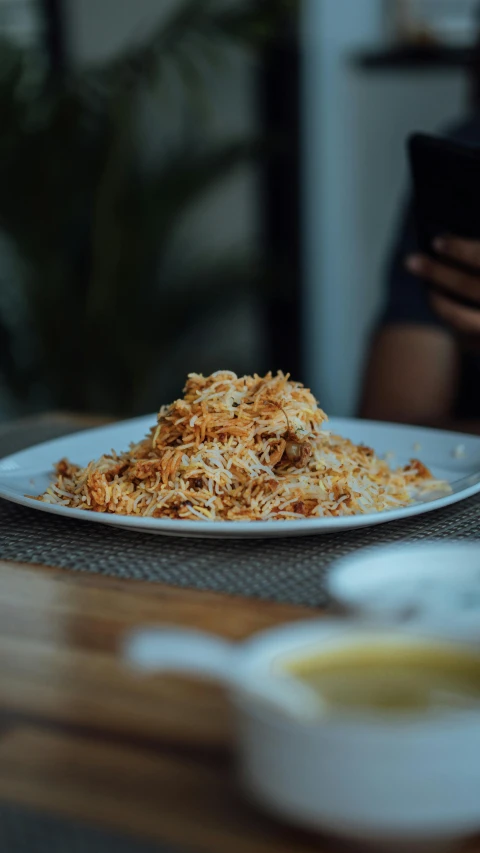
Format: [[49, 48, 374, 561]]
[[361, 32, 480, 433]]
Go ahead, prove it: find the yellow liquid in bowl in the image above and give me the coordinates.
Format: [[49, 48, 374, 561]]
[[286, 643, 480, 714]]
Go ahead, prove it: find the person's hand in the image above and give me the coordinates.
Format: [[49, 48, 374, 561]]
[[407, 236, 480, 334]]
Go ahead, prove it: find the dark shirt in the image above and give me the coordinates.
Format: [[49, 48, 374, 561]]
[[382, 113, 480, 419]]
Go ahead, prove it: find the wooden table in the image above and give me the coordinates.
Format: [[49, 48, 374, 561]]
[[0, 560, 476, 853], [0, 559, 320, 852], [0, 415, 479, 851]]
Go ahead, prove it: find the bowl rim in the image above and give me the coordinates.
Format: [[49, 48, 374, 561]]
[[236, 616, 480, 732], [326, 540, 480, 614]]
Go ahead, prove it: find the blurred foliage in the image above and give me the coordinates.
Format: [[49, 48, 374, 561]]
[[0, 0, 295, 416]]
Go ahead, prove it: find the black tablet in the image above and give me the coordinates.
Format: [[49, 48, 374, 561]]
[[409, 132, 480, 257]]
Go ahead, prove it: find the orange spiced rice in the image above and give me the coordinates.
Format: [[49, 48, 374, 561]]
[[36, 371, 447, 521]]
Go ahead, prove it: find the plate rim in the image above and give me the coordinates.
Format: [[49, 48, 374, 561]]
[[0, 415, 479, 538]]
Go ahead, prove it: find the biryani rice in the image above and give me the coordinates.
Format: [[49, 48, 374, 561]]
[[36, 371, 446, 520]]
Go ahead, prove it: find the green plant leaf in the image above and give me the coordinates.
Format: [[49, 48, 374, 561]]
[[0, 0, 292, 415]]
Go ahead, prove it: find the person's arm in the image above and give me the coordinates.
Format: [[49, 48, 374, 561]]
[[360, 196, 464, 429], [360, 324, 460, 427]]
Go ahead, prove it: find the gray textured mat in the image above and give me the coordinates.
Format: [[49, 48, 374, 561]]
[[1, 493, 480, 607], [1, 420, 480, 606]]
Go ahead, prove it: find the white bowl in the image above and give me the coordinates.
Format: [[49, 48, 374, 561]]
[[327, 542, 480, 634], [123, 617, 480, 849]]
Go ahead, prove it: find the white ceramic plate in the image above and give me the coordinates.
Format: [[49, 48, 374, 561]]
[[0, 416, 479, 538]]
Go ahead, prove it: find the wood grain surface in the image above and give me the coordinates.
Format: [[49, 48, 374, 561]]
[[0, 559, 319, 851], [0, 559, 478, 853]]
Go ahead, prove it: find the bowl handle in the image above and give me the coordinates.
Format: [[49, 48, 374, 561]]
[[122, 627, 235, 684]]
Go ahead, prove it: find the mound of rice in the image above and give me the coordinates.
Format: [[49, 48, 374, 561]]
[[36, 371, 446, 521]]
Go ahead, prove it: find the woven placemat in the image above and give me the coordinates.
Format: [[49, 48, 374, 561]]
[[0, 801, 182, 853], [1, 494, 480, 607], [1, 420, 480, 607]]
